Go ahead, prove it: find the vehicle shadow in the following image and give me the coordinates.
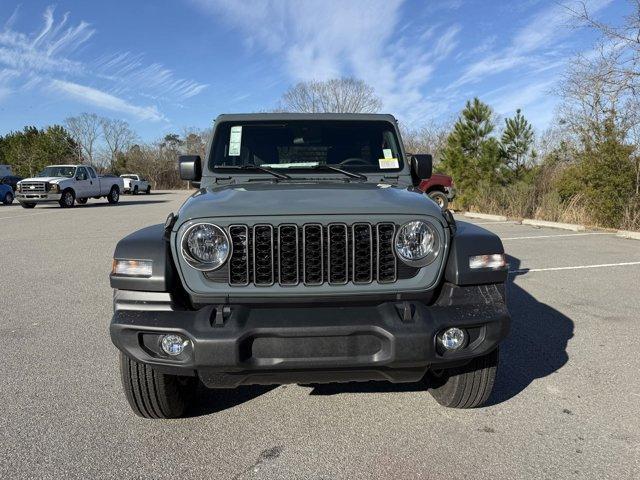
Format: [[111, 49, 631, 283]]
[[187, 384, 277, 417], [308, 255, 574, 406], [28, 199, 170, 209]]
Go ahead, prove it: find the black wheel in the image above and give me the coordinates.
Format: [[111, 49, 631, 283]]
[[76, 198, 88, 205], [20, 202, 36, 209], [428, 191, 448, 209], [59, 189, 75, 208], [119, 353, 197, 419], [145, 186, 151, 195], [133, 186, 139, 195], [107, 186, 120, 204], [428, 348, 499, 408], [3, 191, 13, 205]]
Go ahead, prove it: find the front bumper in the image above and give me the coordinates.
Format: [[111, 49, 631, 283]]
[[110, 283, 509, 388], [16, 192, 61, 202]]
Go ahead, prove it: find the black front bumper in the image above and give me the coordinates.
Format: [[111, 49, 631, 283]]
[[110, 284, 510, 388]]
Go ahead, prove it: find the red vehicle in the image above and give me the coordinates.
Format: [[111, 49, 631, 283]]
[[419, 173, 455, 209]]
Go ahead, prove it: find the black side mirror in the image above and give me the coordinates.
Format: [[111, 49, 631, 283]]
[[410, 154, 432, 184], [179, 155, 202, 181]]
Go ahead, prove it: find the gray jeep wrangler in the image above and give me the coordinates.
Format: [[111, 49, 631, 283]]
[[109, 113, 510, 418]]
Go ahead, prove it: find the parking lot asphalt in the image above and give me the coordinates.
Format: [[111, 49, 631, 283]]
[[1, 191, 639, 480]]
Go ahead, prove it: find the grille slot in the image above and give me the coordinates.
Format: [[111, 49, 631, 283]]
[[303, 224, 324, 285], [278, 225, 299, 285], [228, 225, 249, 285], [253, 225, 274, 286], [328, 224, 348, 285], [376, 223, 397, 283], [220, 222, 415, 287], [352, 223, 373, 284]]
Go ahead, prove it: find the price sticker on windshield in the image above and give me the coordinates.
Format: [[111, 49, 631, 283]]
[[229, 126, 242, 156], [379, 157, 399, 169]]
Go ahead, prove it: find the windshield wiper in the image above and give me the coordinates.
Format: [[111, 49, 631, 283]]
[[311, 164, 367, 180], [214, 165, 291, 180]]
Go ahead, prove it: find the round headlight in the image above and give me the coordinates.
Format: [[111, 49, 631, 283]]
[[181, 223, 230, 271], [394, 220, 440, 266]]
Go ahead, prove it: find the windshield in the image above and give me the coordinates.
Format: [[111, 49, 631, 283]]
[[210, 121, 403, 173], [36, 166, 76, 178]]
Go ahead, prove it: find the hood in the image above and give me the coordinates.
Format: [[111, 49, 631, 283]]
[[20, 176, 69, 183], [177, 181, 443, 221]]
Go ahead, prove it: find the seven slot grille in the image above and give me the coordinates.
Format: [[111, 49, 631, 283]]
[[226, 223, 398, 286]]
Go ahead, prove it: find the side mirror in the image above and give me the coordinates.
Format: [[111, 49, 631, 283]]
[[179, 155, 202, 181], [410, 154, 432, 183]]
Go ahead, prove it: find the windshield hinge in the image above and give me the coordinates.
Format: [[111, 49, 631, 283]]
[[214, 176, 234, 185]]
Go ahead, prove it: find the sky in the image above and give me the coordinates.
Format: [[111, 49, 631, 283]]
[[0, 0, 628, 141]]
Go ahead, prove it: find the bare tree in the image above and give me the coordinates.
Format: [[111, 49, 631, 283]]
[[279, 78, 382, 113], [100, 118, 137, 171], [64, 113, 101, 166], [399, 120, 452, 164]]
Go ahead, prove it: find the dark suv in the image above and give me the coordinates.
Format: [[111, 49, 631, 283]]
[[109, 113, 510, 418]]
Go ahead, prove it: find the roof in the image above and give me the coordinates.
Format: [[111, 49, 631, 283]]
[[215, 113, 397, 123]]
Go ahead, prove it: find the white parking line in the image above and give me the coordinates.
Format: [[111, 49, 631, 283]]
[[503, 232, 613, 240], [510, 261, 640, 274], [0, 211, 53, 220], [464, 221, 516, 225]]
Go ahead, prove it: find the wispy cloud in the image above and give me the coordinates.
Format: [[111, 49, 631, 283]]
[[450, 0, 614, 90], [191, 0, 460, 124], [0, 5, 207, 121], [50, 80, 165, 121]]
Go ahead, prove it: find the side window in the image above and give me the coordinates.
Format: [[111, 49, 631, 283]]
[[76, 167, 88, 181], [88, 167, 97, 179]]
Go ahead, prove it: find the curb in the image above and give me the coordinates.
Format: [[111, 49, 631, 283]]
[[464, 212, 508, 221], [616, 230, 640, 240], [521, 219, 586, 232]]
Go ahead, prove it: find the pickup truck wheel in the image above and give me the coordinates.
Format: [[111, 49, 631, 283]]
[[428, 348, 498, 408], [76, 198, 88, 205], [119, 353, 196, 419], [107, 186, 120, 204], [133, 186, 139, 195], [145, 186, 151, 195], [20, 202, 36, 209], [59, 189, 75, 208], [427, 191, 448, 209], [2, 191, 13, 205]]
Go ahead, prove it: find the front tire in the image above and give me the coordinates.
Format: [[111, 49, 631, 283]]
[[59, 189, 75, 208], [3, 191, 13, 205], [107, 186, 120, 204], [20, 202, 36, 209], [428, 191, 448, 210], [428, 348, 499, 408], [119, 353, 197, 419]]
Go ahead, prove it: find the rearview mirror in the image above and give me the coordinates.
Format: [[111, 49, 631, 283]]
[[179, 155, 202, 181], [410, 154, 432, 183]]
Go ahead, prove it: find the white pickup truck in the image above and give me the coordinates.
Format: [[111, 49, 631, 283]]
[[120, 174, 151, 195], [16, 165, 124, 209]]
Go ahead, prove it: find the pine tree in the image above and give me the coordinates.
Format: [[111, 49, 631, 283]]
[[440, 98, 503, 207], [501, 109, 534, 179]]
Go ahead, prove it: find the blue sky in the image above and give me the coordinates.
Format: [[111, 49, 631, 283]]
[[0, 0, 627, 141]]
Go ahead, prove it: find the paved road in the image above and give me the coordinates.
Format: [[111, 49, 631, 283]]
[[1, 192, 639, 479]]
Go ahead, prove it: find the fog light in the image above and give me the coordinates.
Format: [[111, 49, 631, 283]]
[[161, 334, 189, 356], [440, 327, 465, 351]]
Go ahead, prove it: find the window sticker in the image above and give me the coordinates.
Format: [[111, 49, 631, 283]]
[[228, 126, 242, 156], [383, 148, 393, 159], [378, 157, 399, 169]]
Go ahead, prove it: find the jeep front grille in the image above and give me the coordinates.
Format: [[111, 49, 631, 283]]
[[224, 222, 398, 286]]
